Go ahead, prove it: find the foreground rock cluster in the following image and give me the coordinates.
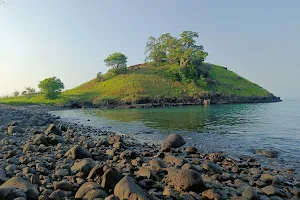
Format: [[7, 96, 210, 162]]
[[0, 105, 299, 200]]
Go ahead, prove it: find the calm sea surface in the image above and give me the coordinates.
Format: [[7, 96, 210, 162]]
[[50, 99, 300, 171]]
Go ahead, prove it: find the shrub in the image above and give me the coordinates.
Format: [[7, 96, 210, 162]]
[[93, 96, 122, 106]]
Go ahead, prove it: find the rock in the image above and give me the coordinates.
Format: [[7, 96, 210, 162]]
[[87, 163, 106, 180], [8, 125, 24, 134], [149, 158, 166, 170], [202, 189, 221, 200], [108, 135, 123, 145], [49, 189, 68, 200], [120, 150, 137, 160], [114, 176, 149, 200], [242, 187, 258, 200], [47, 134, 65, 145], [5, 164, 17, 172], [105, 194, 120, 200], [0, 177, 39, 198], [71, 158, 95, 178], [262, 185, 279, 196], [0, 188, 27, 200], [166, 168, 206, 192], [101, 168, 122, 191], [23, 142, 36, 153], [33, 134, 48, 145], [55, 169, 69, 177], [255, 149, 279, 158], [161, 134, 185, 151], [75, 182, 108, 200], [45, 124, 62, 136], [136, 168, 152, 179], [53, 180, 73, 191], [186, 146, 198, 154], [202, 162, 223, 174], [164, 155, 186, 166], [64, 145, 92, 159], [261, 173, 274, 184]]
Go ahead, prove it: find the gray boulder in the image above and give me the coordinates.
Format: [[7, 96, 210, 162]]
[[64, 145, 92, 159], [166, 168, 206, 193], [114, 176, 149, 200], [75, 182, 108, 200], [161, 134, 185, 151], [45, 124, 62, 136]]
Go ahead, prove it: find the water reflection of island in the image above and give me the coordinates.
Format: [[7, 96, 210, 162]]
[[92, 104, 260, 134]]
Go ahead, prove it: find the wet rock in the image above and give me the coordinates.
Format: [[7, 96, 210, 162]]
[[114, 176, 149, 200], [166, 168, 206, 192], [255, 149, 279, 158], [161, 134, 186, 151], [75, 182, 108, 200], [64, 145, 92, 159], [45, 124, 62, 136], [186, 146, 198, 154]]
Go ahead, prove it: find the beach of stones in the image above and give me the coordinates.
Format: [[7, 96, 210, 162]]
[[0, 105, 299, 200]]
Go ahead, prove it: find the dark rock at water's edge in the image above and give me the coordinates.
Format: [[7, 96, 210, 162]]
[[63, 93, 282, 109], [1, 104, 298, 200]]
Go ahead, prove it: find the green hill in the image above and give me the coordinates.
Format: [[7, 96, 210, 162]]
[[0, 63, 280, 106]]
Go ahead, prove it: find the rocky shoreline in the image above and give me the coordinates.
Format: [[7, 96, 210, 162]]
[[64, 94, 282, 109], [0, 105, 299, 200]]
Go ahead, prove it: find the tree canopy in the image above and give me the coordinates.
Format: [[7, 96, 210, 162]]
[[145, 31, 208, 67], [104, 52, 127, 69], [38, 77, 64, 99]]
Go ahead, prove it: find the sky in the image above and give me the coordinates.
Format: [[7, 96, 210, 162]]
[[0, 0, 299, 98]]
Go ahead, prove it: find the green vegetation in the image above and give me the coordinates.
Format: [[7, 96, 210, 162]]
[[104, 52, 127, 69], [0, 31, 272, 106], [38, 77, 64, 99]]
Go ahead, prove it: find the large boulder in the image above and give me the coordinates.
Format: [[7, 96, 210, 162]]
[[33, 134, 48, 146], [161, 134, 185, 151], [7, 125, 24, 135], [101, 168, 122, 191], [45, 124, 62, 136], [64, 145, 92, 159], [71, 158, 95, 178], [23, 142, 36, 153], [75, 182, 108, 200], [0, 177, 39, 199], [0, 187, 27, 200], [114, 176, 149, 200], [166, 168, 206, 193]]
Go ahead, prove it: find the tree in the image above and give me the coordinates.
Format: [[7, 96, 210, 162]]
[[38, 77, 64, 99], [96, 72, 104, 81], [22, 87, 37, 99], [13, 91, 19, 97], [104, 52, 127, 69], [145, 31, 208, 67]]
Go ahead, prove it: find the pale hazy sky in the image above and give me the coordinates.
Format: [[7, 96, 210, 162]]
[[0, 0, 299, 98]]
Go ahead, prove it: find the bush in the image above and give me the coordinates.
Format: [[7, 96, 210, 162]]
[[196, 75, 207, 89], [96, 72, 105, 82], [104, 67, 128, 80], [164, 64, 184, 82]]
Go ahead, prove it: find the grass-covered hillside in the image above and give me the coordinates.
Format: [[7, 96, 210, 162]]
[[0, 63, 273, 106]]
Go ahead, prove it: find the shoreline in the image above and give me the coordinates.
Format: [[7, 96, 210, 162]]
[[0, 105, 298, 200]]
